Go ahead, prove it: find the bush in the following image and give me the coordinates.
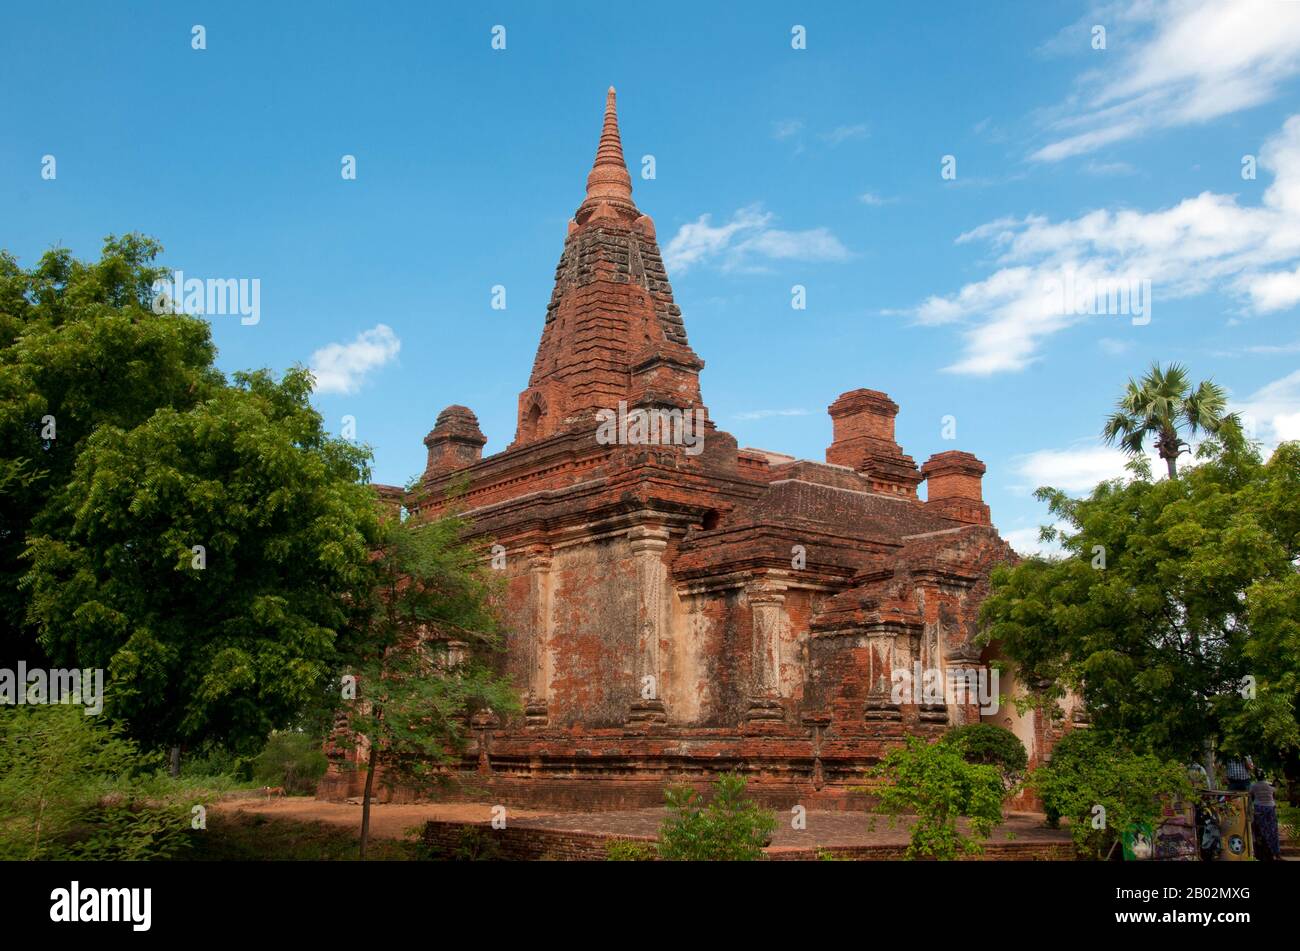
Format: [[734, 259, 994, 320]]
[[658, 774, 776, 861], [941, 724, 1028, 788], [870, 736, 1006, 860], [251, 731, 327, 795], [1030, 729, 1192, 859], [62, 802, 194, 860], [449, 826, 502, 861], [179, 745, 254, 783], [1280, 803, 1299, 843], [606, 839, 658, 861], [0, 704, 197, 860]]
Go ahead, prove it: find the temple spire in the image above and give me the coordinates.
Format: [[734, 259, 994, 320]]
[[577, 86, 636, 223]]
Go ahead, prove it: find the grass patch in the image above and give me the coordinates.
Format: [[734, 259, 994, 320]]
[[182, 811, 422, 861]]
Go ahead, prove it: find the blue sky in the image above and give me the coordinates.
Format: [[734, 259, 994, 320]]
[[3, 1, 1299, 552]]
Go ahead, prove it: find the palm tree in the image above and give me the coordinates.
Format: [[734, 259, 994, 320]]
[[1103, 363, 1232, 780], [1102, 363, 1230, 479]]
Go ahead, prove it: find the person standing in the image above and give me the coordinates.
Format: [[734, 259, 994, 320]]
[[1250, 773, 1281, 861], [1225, 755, 1253, 792]]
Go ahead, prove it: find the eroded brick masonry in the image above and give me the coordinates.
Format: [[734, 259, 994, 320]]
[[320, 89, 1080, 809]]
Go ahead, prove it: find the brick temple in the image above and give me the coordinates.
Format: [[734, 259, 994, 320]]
[[320, 89, 1074, 809]]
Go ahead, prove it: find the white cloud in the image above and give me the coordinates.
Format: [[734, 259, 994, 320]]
[[1244, 263, 1300, 312], [733, 409, 811, 421], [1010, 443, 1141, 493], [1032, 0, 1300, 162], [913, 114, 1300, 374], [663, 204, 851, 275], [1002, 525, 1066, 559], [1029, 0, 1300, 161], [309, 324, 401, 395], [1234, 368, 1300, 447]]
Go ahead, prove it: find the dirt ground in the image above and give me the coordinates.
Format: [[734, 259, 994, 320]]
[[217, 795, 1068, 850], [216, 796, 557, 841]]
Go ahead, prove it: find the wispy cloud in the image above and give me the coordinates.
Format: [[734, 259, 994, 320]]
[[733, 409, 811, 421], [772, 119, 803, 140], [912, 113, 1300, 375], [859, 191, 897, 206], [1083, 159, 1137, 176], [309, 324, 401, 395], [1032, 0, 1300, 162], [821, 124, 869, 145], [663, 205, 851, 275]]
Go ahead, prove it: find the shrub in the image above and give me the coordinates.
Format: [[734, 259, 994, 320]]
[[606, 839, 658, 861], [1030, 729, 1192, 859], [0, 704, 196, 860], [869, 736, 1005, 860], [657, 773, 776, 861], [1280, 803, 1299, 843], [941, 724, 1028, 788], [63, 802, 194, 860], [251, 731, 328, 795], [179, 745, 254, 782], [450, 825, 502, 861]]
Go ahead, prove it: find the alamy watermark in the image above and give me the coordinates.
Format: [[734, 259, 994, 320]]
[[1042, 268, 1151, 326], [0, 662, 104, 715], [150, 270, 261, 325], [890, 663, 999, 715], [595, 400, 705, 456]]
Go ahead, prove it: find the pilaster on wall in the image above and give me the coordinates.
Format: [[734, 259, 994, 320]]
[[746, 575, 789, 724], [944, 640, 985, 727], [863, 631, 903, 722], [626, 526, 670, 726], [525, 548, 552, 726]]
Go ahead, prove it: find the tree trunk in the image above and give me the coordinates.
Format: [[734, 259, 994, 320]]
[[1157, 429, 1179, 480], [359, 741, 378, 860], [169, 745, 181, 778], [1202, 737, 1216, 788]]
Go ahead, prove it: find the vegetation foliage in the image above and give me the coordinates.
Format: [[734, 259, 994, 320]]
[[868, 736, 1006, 860], [657, 773, 776, 861]]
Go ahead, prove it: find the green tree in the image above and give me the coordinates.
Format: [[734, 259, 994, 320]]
[[1029, 728, 1192, 859], [981, 428, 1300, 776], [0, 236, 222, 657], [23, 368, 376, 757], [251, 731, 328, 795], [1102, 362, 1229, 479], [869, 736, 1005, 860], [940, 723, 1028, 789], [657, 773, 777, 861], [342, 512, 519, 859]]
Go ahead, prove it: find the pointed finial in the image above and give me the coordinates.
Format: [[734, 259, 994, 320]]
[[578, 86, 636, 222]]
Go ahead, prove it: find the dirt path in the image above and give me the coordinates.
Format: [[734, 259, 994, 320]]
[[216, 796, 556, 841]]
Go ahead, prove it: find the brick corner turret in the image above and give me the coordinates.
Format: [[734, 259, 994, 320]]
[[424, 404, 486, 474], [825, 388, 921, 498], [921, 450, 990, 525]]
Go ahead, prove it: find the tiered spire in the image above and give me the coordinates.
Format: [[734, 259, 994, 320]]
[[576, 87, 637, 223], [511, 88, 704, 448]]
